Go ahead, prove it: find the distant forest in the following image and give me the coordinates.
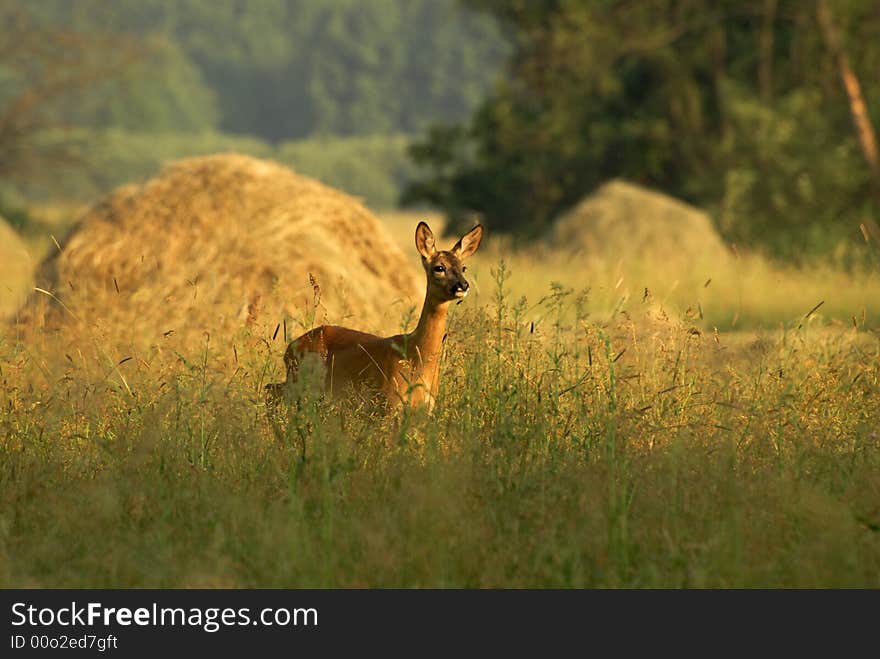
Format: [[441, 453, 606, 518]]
[[16, 0, 508, 140], [3, 0, 880, 258]]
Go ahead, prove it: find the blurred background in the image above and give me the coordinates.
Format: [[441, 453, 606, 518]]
[[4, 1, 880, 591], [2, 0, 879, 327], [0, 0, 505, 213]]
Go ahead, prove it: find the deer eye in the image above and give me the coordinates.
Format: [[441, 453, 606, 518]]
[[433, 265, 446, 273], [462, 266, 467, 273]]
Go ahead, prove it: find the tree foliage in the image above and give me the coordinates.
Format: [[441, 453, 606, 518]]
[[2, 1, 507, 213], [0, 3, 140, 182], [404, 0, 880, 254], [25, 0, 508, 141]]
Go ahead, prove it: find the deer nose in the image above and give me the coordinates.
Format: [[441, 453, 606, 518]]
[[452, 281, 468, 293]]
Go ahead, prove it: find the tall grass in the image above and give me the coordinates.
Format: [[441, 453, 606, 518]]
[[383, 212, 880, 331], [2, 255, 878, 587]]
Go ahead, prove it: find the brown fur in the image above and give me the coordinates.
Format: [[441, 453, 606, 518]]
[[268, 222, 483, 411]]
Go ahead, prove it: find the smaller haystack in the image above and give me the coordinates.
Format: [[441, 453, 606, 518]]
[[552, 180, 730, 266], [24, 154, 422, 344], [0, 217, 32, 321]]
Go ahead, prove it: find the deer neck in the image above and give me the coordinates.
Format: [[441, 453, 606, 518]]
[[408, 293, 450, 370]]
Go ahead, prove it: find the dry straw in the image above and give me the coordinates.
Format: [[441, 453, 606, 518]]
[[19, 153, 421, 346], [0, 215, 32, 321], [552, 179, 731, 268]]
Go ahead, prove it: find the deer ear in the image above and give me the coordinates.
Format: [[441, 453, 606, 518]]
[[452, 224, 483, 259], [415, 221, 436, 259]]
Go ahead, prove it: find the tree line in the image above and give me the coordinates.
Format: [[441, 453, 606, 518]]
[[1, 0, 504, 211], [404, 0, 880, 256], [3, 0, 879, 258], [13, 0, 507, 140]]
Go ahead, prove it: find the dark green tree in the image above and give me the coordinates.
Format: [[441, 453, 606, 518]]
[[403, 0, 880, 254]]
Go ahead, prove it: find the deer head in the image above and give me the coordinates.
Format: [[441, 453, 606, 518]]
[[415, 221, 483, 303]]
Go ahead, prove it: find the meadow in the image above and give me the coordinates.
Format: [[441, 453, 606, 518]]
[[1, 212, 879, 587]]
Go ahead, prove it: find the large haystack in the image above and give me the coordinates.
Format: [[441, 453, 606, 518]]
[[24, 154, 421, 344], [0, 216, 32, 321], [552, 180, 730, 266]]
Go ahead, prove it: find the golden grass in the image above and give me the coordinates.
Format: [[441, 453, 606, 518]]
[[379, 211, 880, 332], [1, 194, 877, 587], [1, 269, 878, 587]]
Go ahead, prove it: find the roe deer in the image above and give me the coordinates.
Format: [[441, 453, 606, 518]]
[[266, 221, 483, 412]]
